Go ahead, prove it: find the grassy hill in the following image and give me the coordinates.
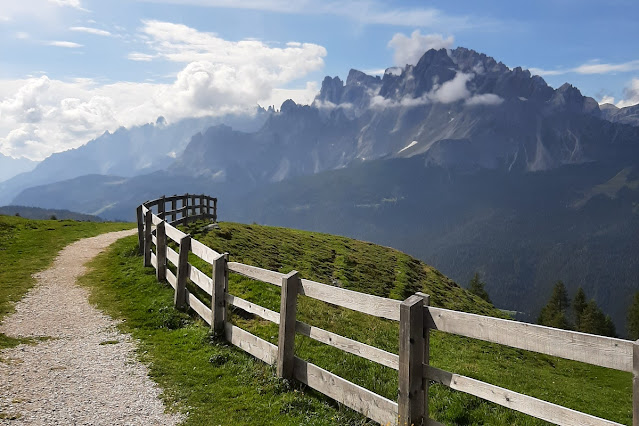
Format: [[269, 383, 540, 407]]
[[0, 205, 103, 222], [76, 220, 632, 425], [0, 215, 132, 349]]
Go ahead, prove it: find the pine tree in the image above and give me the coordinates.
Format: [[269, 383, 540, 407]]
[[627, 292, 639, 340], [579, 300, 616, 337], [468, 272, 491, 304], [573, 287, 587, 330], [537, 281, 571, 330]]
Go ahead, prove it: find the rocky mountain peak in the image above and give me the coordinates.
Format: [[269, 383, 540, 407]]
[[317, 76, 344, 104]]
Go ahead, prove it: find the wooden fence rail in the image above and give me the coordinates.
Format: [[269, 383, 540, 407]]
[[137, 194, 637, 426]]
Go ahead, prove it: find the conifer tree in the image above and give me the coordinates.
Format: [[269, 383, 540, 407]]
[[573, 287, 587, 330], [578, 300, 616, 337], [468, 272, 491, 304], [537, 281, 571, 330]]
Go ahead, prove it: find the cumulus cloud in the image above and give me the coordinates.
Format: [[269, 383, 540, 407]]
[[388, 30, 454, 67], [429, 72, 471, 103], [0, 21, 327, 160], [617, 78, 639, 108], [69, 26, 112, 36]]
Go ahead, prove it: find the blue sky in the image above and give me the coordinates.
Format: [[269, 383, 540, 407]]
[[1, 0, 638, 160]]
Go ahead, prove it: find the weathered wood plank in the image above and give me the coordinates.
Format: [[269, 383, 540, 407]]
[[188, 263, 213, 295], [151, 234, 157, 245], [174, 235, 191, 310], [416, 292, 431, 421], [185, 289, 212, 325], [425, 366, 622, 426], [227, 262, 285, 286], [156, 221, 167, 282], [277, 271, 299, 379], [295, 321, 399, 370], [225, 294, 280, 324], [166, 246, 179, 267], [191, 238, 220, 263], [141, 204, 149, 215], [150, 251, 157, 268], [143, 210, 152, 267], [166, 269, 177, 289], [426, 306, 633, 372], [136, 205, 144, 255], [211, 253, 227, 334], [299, 278, 401, 321], [165, 223, 186, 244], [633, 340, 639, 426], [293, 357, 398, 426], [151, 214, 162, 226], [398, 295, 425, 425], [225, 323, 277, 365]]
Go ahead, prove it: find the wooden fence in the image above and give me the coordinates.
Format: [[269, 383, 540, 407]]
[[137, 194, 638, 426]]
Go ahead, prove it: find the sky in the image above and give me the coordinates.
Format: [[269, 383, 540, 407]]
[[1, 0, 638, 161]]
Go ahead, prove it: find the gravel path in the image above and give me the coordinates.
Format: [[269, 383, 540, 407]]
[[0, 229, 183, 425]]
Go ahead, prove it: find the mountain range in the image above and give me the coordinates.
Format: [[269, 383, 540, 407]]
[[0, 153, 38, 183], [5, 47, 639, 334]]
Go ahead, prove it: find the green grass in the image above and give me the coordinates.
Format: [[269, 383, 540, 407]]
[[79, 221, 632, 425], [0, 214, 133, 349]]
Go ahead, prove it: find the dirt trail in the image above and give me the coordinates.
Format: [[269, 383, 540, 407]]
[[0, 229, 182, 425]]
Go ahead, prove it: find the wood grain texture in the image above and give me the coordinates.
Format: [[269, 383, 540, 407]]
[[211, 253, 227, 334], [299, 278, 401, 321], [293, 357, 398, 426], [191, 238, 220, 263], [165, 224, 186, 244], [166, 246, 179, 267], [166, 269, 177, 289], [151, 214, 162, 226], [143, 210, 152, 267], [295, 321, 399, 370], [425, 365, 621, 426], [186, 289, 212, 326], [426, 306, 633, 372], [155, 221, 167, 282], [225, 323, 277, 366], [136, 205, 144, 255], [174, 235, 191, 311], [416, 292, 431, 421], [227, 262, 284, 286], [277, 271, 299, 380], [188, 263, 213, 295], [398, 295, 425, 425], [150, 251, 157, 268], [226, 294, 280, 324]]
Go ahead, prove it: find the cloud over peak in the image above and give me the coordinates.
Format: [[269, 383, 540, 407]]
[[388, 31, 454, 67]]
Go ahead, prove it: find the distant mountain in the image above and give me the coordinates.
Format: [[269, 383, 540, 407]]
[[0, 110, 269, 205], [172, 47, 639, 184], [0, 153, 38, 183], [0, 205, 103, 221], [599, 103, 639, 126]]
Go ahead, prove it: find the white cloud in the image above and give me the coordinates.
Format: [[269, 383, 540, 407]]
[[430, 72, 472, 103], [69, 26, 112, 36], [127, 52, 156, 61], [46, 40, 83, 48], [530, 59, 639, 77], [0, 21, 328, 160], [15, 32, 30, 39], [388, 31, 454, 66], [47, 0, 87, 10], [598, 95, 616, 105], [465, 93, 504, 106], [614, 78, 639, 108]]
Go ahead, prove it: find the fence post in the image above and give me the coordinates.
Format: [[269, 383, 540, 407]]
[[634, 340, 639, 426], [143, 210, 152, 267], [213, 198, 217, 223], [158, 195, 165, 221], [171, 197, 177, 223], [136, 205, 144, 255], [184, 193, 189, 225], [211, 252, 228, 335], [416, 292, 430, 422], [277, 270, 299, 380], [156, 221, 167, 282], [175, 235, 191, 310], [398, 294, 425, 426]]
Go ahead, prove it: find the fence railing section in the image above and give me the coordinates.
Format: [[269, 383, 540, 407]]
[[137, 194, 637, 426]]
